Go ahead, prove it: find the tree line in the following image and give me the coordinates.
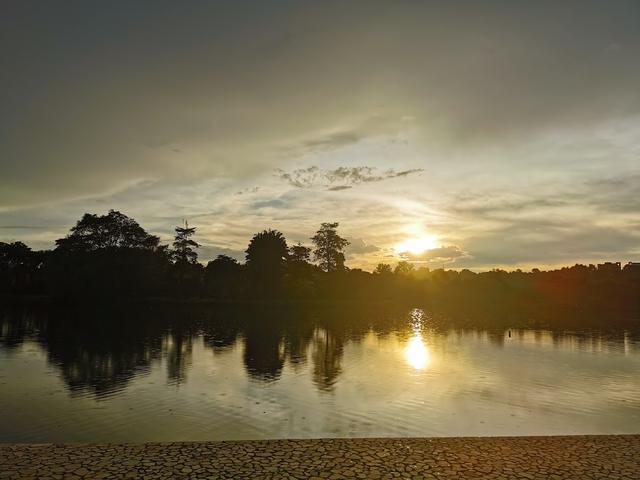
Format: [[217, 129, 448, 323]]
[[1, 210, 639, 321], [0, 210, 354, 300]]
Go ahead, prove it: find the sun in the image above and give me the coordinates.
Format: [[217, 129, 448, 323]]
[[395, 235, 439, 255]]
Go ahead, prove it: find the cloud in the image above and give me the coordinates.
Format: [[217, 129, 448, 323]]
[[346, 238, 380, 255], [198, 244, 245, 263], [276, 166, 424, 190], [303, 131, 365, 152], [292, 114, 410, 154], [584, 172, 640, 213], [400, 245, 468, 263], [446, 169, 640, 221], [235, 187, 260, 196], [325, 167, 424, 185], [448, 195, 570, 217], [275, 167, 321, 188], [250, 198, 288, 210], [462, 221, 640, 267], [3, 1, 640, 270], [0, 225, 56, 230], [10, 1, 640, 207]]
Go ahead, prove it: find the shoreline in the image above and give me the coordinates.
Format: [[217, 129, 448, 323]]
[[2, 435, 639, 479]]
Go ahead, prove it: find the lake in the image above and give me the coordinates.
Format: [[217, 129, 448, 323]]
[[1, 304, 639, 442]]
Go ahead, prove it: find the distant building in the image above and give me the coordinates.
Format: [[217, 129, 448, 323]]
[[623, 262, 640, 273], [597, 262, 621, 273]]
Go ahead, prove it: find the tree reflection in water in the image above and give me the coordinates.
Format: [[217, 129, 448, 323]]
[[1, 303, 639, 400], [311, 328, 344, 391]]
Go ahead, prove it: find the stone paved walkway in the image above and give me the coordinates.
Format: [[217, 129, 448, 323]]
[[1, 436, 639, 479]]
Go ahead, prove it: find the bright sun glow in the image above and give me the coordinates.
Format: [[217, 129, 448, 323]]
[[404, 333, 430, 369], [395, 235, 439, 255]]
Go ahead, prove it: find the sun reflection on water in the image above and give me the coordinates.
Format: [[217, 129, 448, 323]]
[[404, 308, 431, 369], [405, 333, 430, 369]]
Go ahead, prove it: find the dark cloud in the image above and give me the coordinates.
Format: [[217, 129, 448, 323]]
[[346, 238, 380, 255], [294, 115, 408, 154], [325, 167, 424, 185], [303, 131, 365, 152], [461, 222, 640, 267], [439, 178, 640, 268], [0, 226, 56, 230], [250, 198, 289, 210], [400, 245, 468, 263], [235, 187, 260, 196], [392, 169, 424, 178], [277, 166, 424, 190], [4, 1, 639, 207], [448, 195, 570, 217], [584, 172, 640, 213], [446, 170, 640, 223]]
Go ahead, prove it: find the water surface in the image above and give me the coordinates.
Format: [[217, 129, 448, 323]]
[[1, 306, 639, 442]]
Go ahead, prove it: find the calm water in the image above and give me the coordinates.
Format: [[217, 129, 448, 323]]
[[1, 305, 639, 442]]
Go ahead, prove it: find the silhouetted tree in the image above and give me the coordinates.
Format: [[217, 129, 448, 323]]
[[47, 211, 170, 298], [0, 242, 44, 293], [394, 261, 414, 276], [204, 255, 244, 299], [169, 221, 202, 297], [55, 210, 159, 252], [289, 243, 311, 264], [285, 242, 317, 299], [172, 221, 199, 264], [246, 229, 289, 297], [2, 207, 640, 320], [0, 241, 31, 266], [311, 222, 349, 272], [374, 263, 393, 275]]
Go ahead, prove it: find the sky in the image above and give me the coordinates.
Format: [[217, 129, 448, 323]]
[[2, 1, 640, 271]]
